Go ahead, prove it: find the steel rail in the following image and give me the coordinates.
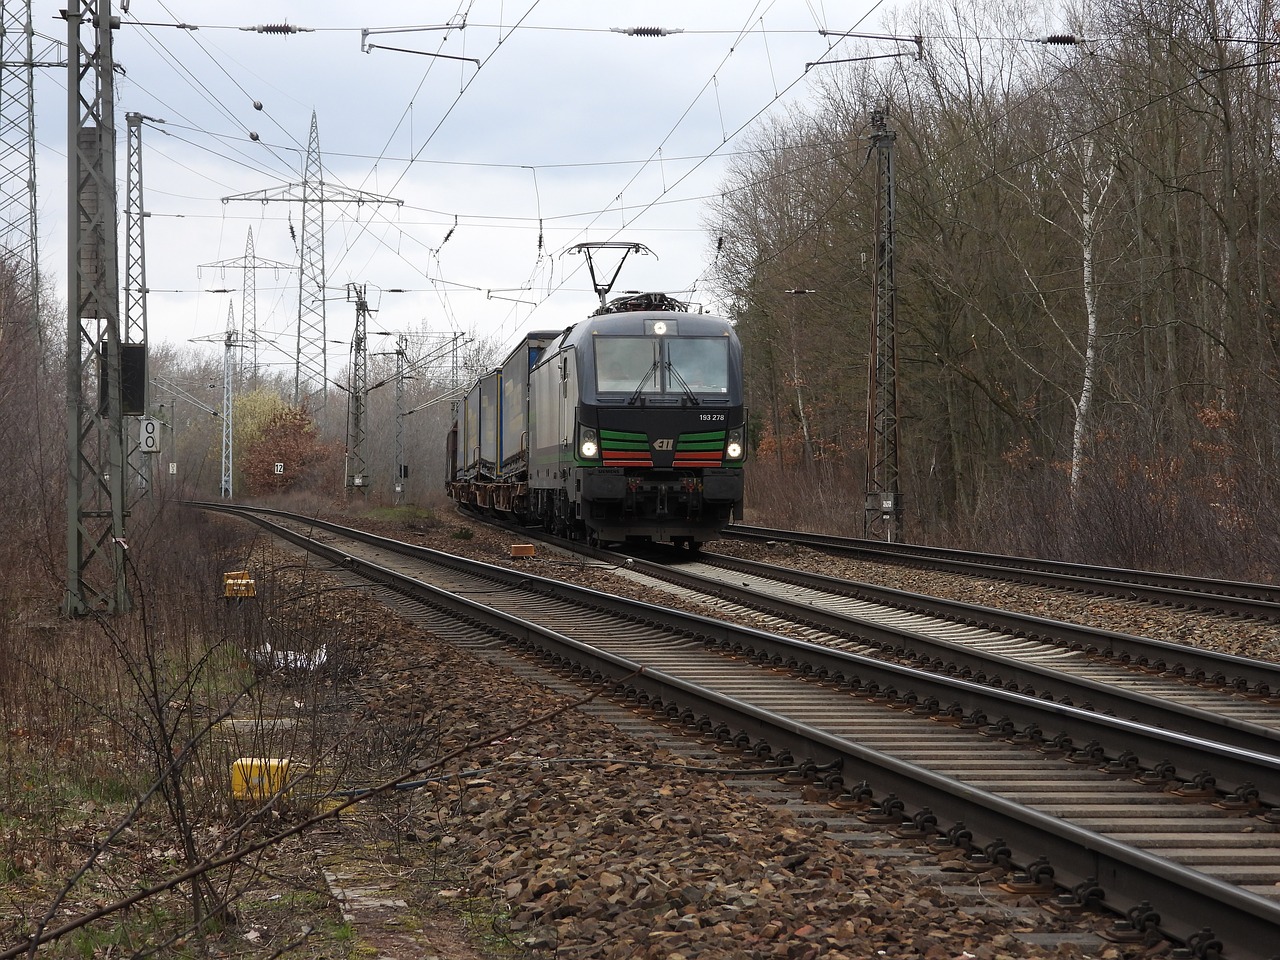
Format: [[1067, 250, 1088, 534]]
[[727, 524, 1280, 620], [452, 509, 1280, 699], [662, 548, 1280, 704], [589, 548, 1280, 758], [197, 503, 1280, 958], [199, 501, 1280, 801]]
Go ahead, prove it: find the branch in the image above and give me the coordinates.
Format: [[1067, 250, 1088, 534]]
[[2, 668, 643, 958]]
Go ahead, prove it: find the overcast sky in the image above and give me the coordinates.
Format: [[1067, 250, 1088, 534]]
[[32, 1, 895, 376]]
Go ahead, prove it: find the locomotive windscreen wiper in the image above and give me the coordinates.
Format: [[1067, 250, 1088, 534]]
[[626, 358, 661, 405], [665, 361, 700, 405]]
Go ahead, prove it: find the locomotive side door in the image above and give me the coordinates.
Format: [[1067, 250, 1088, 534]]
[[558, 348, 579, 469]]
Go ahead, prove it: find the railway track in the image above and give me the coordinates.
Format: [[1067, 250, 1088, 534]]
[[596, 547, 1280, 754], [726, 523, 1280, 621], [198, 502, 1280, 960]]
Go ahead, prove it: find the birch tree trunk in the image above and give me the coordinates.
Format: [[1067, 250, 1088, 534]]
[[1070, 140, 1113, 502], [790, 328, 815, 465]]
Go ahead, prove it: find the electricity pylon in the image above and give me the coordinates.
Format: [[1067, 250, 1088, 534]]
[[199, 226, 292, 385], [864, 107, 902, 542], [1, 0, 40, 337], [65, 0, 128, 615], [223, 111, 401, 410]]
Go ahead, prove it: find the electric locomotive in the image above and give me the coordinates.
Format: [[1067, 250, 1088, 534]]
[[446, 293, 746, 547]]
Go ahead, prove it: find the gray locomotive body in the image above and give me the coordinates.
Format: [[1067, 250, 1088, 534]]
[[447, 295, 746, 547]]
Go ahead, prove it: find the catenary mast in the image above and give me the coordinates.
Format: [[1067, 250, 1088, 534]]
[[65, 0, 129, 614], [864, 107, 903, 542]]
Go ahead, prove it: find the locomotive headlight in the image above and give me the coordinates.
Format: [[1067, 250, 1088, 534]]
[[579, 427, 599, 459], [725, 427, 744, 460]]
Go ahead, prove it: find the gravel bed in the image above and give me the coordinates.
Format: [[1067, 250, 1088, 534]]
[[702, 538, 1280, 664], [281, 507, 1280, 959], [357, 508, 1280, 664], [324, 597, 1068, 960]]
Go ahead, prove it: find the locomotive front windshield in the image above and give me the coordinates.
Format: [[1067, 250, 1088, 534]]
[[668, 338, 729, 393], [595, 336, 729, 395]]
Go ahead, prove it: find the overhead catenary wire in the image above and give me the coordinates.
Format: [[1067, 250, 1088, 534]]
[[133, 2, 307, 174], [258, 0, 795, 336], [74, 3, 1178, 369], [88, 5, 864, 347], [121, 2, 488, 351], [323, 0, 544, 314], [512, 1, 867, 332]]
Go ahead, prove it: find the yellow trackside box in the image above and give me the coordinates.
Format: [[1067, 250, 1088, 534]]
[[223, 570, 256, 598], [509, 544, 536, 558], [231, 758, 292, 801]]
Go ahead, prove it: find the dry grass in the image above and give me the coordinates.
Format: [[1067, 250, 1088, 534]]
[[0, 501, 384, 957]]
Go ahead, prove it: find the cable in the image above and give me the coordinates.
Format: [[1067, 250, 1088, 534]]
[[329, 0, 546, 280], [352, 0, 476, 197], [123, 8, 301, 182], [151, 0, 308, 160], [121, 5, 1151, 360], [109, 4, 882, 346], [504, 13, 831, 335]]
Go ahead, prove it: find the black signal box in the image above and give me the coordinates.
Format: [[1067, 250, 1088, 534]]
[[98, 341, 147, 416]]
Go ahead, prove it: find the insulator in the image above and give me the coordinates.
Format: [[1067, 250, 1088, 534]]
[[1039, 34, 1079, 44], [246, 23, 303, 34], [611, 26, 684, 37]]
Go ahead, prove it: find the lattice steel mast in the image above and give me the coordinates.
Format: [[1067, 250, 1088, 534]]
[[123, 113, 154, 346], [65, 0, 128, 615], [299, 112, 324, 404], [393, 333, 408, 504], [345, 283, 369, 493], [376, 330, 466, 503], [864, 107, 903, 542], [223, 111, 400, 410], [189, 308, 240, 500], [1, 0, 40, 335], [199, 226, 291, 385], [241, 228, 257, 380], [123, 111, 156, 498], [221, 304, 236, 498]]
